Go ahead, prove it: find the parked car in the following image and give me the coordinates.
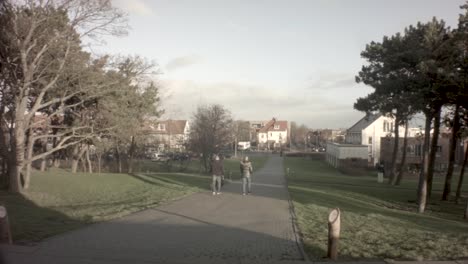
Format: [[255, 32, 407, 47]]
[[171, 153, 190, 161], [151, 153, 170, 162]]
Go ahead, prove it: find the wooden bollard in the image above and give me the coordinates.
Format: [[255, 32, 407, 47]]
[[0, 206, 12, 244], [327, 208, 341, 260]]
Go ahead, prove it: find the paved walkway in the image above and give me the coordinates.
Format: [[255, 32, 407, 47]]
[[1, 155, 305, 264]]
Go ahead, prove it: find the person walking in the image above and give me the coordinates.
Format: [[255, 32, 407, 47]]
[[211, 154, 224, 195], [240, 156, 253, 195]]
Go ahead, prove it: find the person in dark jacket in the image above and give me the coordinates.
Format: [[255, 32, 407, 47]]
[[240, 156, 253, 195], [211, 154, 224, 195]]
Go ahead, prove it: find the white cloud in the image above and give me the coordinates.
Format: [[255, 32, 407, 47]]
[[165, 55, 203, 72], [307, 71, 357, 90], [158, 79, 367, 129], [112, 0, 154, 16]]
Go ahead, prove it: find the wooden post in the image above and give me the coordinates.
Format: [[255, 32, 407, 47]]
[[0, 206, 12, 244], [328, 208, 341, 260]]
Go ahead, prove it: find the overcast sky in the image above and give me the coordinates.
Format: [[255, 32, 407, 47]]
[[95, 0, 464, 129]]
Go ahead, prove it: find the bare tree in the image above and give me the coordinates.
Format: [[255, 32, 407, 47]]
[[0, 0, 127, 192], [188, 104, 233, 172]]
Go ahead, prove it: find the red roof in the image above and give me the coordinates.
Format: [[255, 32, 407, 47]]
[[259, 119, 288, 132], [146, 120, 188, 135]]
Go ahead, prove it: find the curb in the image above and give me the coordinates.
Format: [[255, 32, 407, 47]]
[[283, 163, 311, 262]]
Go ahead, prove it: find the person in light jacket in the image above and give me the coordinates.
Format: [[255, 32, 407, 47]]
[[240, 156, 253, 195]]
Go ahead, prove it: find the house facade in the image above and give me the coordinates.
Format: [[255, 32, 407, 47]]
[[145, 120, 190, 152], [249, 120, 267, 146], [257, 118, 289, 150], [346, 114, 409, 165], [380, 129, 466, 175]]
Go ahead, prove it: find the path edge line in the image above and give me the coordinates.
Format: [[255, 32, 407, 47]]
[[283, 162, 311, 262]]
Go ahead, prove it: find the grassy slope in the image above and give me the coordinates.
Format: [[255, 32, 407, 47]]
[[284, 157, 468, 261], [0, 155, 268, 242]]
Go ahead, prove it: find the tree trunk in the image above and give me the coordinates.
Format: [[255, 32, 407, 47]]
[[1, 158, 6, 188], [116, 145, 122, 173], [388, 115, 400, 184], [23, 128, 35, 190], [86, 146, 92, 174], [79, 157, 86, 173], [7, 98, 29, 193], [53, 154, 60, 168], [97, 154, 102, 174], [442, 105, 460, 200], [455, 143, 468, 203], [417, 114, 432, 213], [128, 136, 136, 174], [9, 122, 27, 193], [427, 108, 441, 198], [40, 141, 48, 172], [71, 144, 86, 173], [7, 160, 22, 193], [40, 159, 47, 172], [394, 120, 409, 185], [71, 159, 79, 173], [202, 153, 209, 173], [71, 145, 79, 173]]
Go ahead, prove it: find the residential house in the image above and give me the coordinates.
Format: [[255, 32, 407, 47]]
[[257, 118, 289, 150], [380, 128, 466, 175], [249, 120, 267, 146], [145, 120, 190, 152], [345, 114, 411, 165]]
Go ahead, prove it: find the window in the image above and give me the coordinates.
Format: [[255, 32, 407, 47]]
[[383, 121, 388, 132], [415, 144, 423, 157], [407, 145, 415, 155], [368, 137, 372, 144], [274, 125, 280, 129], [270, 132, 272, 136], [157, 124, 166, 131], [390, 122, 394, 132]]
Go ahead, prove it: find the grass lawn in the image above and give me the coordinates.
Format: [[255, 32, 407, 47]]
[[284, 157, 468, 261], [0, 154, 268, 243], [136, 154, 268, 180]]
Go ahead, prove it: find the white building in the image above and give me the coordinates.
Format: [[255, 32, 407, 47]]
[[326, 142, 368, 168], [145, 120, 190, 151], [257, 118, 288, 149], [346, 114, 407, 165]]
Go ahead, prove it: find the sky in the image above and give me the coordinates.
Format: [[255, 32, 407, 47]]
[[93, 0, 465, 129]]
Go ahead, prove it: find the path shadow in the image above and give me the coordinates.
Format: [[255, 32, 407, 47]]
[[0, 191, 87, 264], [1, 209, 327, 264]]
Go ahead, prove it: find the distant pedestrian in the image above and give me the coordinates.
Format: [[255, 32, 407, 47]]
[[211, 154, 224, 195], [240, 156, 253, 195]]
